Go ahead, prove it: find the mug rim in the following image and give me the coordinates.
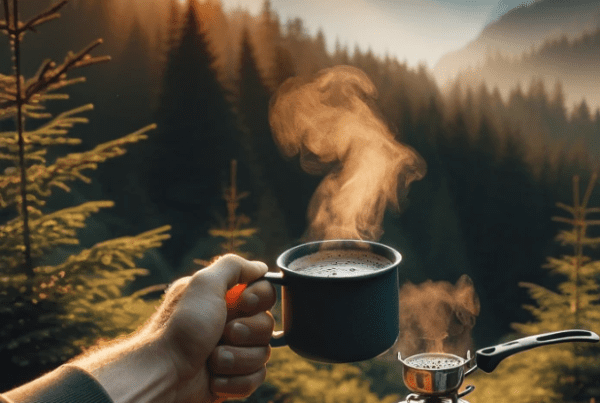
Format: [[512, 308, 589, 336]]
[[276, 239, 402, 281]]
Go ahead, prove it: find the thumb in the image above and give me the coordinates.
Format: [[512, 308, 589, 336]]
[[194, 254, 268, 297]]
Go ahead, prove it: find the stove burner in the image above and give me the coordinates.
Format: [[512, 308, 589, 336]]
[[399, 385, 475, 403]]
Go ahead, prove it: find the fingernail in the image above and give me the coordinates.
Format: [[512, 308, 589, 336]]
[[213, 377, 228, 388], [233, 322, 251, 341], [246, 293, 259, 309], [219, 349, 234, 369]]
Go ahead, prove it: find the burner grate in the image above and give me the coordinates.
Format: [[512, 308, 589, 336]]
[[399, 385, 475, 403]]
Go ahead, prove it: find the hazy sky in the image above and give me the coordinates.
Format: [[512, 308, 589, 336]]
[[220, 0, 507, 68]]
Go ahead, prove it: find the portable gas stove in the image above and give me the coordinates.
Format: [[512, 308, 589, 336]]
[[395, 330, 598, 403], [397, 351, 476, 403], [398, 385, 475, 403]]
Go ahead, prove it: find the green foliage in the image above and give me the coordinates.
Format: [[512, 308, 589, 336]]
[[147, 0, 243, 269], [469, 174, 600, 403], [239, 348, 400, 403], [206, 159, 258, 258], [0, 0, 169, 389]]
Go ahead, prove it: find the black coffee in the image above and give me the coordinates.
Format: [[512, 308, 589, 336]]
[[405, 354, 463, 370], [288, 249, 392, 278]]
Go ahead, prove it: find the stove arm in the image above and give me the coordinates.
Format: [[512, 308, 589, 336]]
[[457, 385, 475, 398]]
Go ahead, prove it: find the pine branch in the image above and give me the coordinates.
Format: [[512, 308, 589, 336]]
[[36, 225, 171, 277], [0, 201, 115, 271], [0, 42, 109, 114], [580, 172, 597, 209], [0, 105, 91, 150], [9, 0, 34, 277], [555, 202, 574, 215], [24, 40, 110, 103], [0, 0, 67, 35], [19, 0, 67, 33], [0, 125, 155, 209]]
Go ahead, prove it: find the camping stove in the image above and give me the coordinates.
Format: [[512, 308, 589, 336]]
[[397, 350, 476, 403], [398, 385, 475, 403], [396, 329, 599, 403]]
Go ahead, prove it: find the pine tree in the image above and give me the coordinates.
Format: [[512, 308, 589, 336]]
[[98, 17, 155, 233], [469, 174, 600, 403], [0, 0, 170, 389], [254, 0, 280, 89], [194, 159, 258, 263], [237, 28, 290, 260], [270, 44, 296, 89], [146, 0, 242, 270]]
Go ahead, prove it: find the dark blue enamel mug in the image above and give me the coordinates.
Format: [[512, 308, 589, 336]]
[[263, 239, 402, 363]]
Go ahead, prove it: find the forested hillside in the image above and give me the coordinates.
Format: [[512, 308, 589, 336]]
[[2, 0, 596, 344], [453, 27, 600, 124], [2, 0, 600, 399], [434, 0, 600, 85]]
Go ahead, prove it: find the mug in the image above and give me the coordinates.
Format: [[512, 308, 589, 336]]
[[263, 239, 402, 363]]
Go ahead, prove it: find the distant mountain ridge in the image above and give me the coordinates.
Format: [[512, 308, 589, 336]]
[[433, 0, 600, 85], [484, 0, 538, 26], [452, 26, 600, 112]]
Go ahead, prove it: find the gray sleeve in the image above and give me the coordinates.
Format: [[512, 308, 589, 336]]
[[2, 365, 113, 403]]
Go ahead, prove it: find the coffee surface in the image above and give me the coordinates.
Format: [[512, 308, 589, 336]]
[[288, 249, 392, 278], [405, 354, 463, 370]]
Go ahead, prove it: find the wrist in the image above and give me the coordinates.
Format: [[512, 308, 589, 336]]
[[73, 335, 178, 403]]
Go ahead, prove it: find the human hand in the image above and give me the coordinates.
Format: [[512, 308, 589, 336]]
[[75, 254, 276, 403]]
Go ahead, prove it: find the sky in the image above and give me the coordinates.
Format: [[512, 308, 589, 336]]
[[219, 0, 512, 69]]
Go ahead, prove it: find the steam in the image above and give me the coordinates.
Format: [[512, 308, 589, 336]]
[[269, 65, 426, 240], [396, 275, 480, 358]]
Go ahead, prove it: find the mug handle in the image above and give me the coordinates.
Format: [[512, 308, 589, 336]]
[[262, 271, 287, 347]]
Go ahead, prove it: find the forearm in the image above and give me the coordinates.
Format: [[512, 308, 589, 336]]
[[4, 334, 178, 403], [72, 335, 178, 403], [3, 365, 113, 403]]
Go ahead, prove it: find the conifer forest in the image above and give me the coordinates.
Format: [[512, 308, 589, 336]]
[[1, 0, 600, 402]]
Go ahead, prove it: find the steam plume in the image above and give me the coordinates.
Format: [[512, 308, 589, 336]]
[[396, 275, 480, 358], [269, 65, 426, 240]]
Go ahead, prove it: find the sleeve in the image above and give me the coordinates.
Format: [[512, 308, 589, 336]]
[[1, 365, 113, 403]]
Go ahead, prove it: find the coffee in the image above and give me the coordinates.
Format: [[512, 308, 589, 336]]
[[405, 354, 463, 370], [288, 249, 392, 278]]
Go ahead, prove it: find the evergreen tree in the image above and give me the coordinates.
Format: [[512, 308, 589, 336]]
[[98, 18, 156, 234], [0, 0, 169, 390], [165, 0, 182, 52], [194, 159, 258, 263], [254, 0, 280, 89], [146, 0, 242, 270], [270, 44, 296, 90], [469, 174, 600, 403], [236, 28, 291, 262], [332, 38, 350, 66]]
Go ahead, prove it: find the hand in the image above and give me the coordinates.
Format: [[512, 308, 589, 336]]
[[73, 254, 276, 403]]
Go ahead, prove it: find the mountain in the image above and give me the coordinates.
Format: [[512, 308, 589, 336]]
[[433, 0, 600, 85], [484, 0, 538, 25], [453, 27, 600, 112]]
